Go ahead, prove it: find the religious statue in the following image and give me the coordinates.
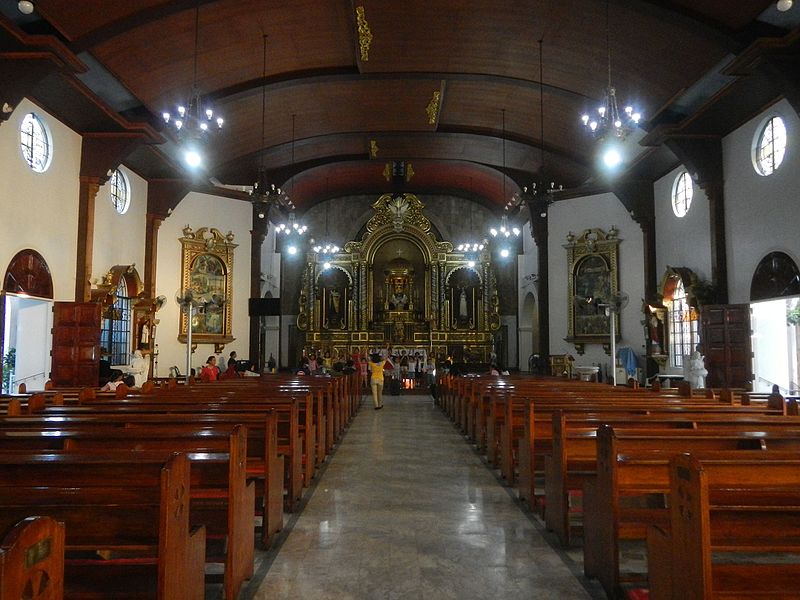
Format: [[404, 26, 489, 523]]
[[390, 284, 409, 310], [458, 287, 468, 317], [687, 349, 708, 389]]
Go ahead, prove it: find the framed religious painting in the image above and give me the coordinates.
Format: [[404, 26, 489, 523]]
[[564, 227, 621, 354], [178, 226, 236, 346]]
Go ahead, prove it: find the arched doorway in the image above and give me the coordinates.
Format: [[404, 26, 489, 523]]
[[749, 251, 800, 394], [519, 292, 539, 373], [2, 249, 54, 393]]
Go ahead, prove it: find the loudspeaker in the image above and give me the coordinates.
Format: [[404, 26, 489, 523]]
[[249, 298, 281, 316]]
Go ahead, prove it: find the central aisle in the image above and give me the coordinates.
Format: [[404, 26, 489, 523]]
[[247, 394, 595, 599]]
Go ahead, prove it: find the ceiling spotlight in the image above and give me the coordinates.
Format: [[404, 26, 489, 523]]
[[602, 146, 622, 169], [500, 248, 510, 258], [17, 1, 34, 14], [323, 262, 331, 270], [467, 260, 476, 268], [287, 245, 297, 255], [777, 0, 793, 11], [184, 149, 202, 168]]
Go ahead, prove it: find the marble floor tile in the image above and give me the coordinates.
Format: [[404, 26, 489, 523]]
[[241, 394, 602, 600]]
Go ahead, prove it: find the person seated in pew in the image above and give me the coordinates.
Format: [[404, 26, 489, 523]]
[[220, 361, 240, 379], [296, 357, 311, 376], [101, 374, 135, 392], [200, 356, 219, 382]]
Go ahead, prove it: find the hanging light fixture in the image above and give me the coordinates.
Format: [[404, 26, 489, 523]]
[[162, 2, 224, 167], [579, 0, 641, 141], [522, 37, 564, 216], [312, 184, 339, 254], [275, 114, 307, 237], [458, 178, 487, 254], [489, 109, 521, 240], [249, 34, 291, 220]]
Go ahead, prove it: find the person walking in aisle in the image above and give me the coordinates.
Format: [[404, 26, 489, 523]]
[[369, 352, 385, 410]]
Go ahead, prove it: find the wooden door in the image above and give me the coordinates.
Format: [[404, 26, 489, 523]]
[[50, 302, 100, 387], [700, 304, 752, 389]]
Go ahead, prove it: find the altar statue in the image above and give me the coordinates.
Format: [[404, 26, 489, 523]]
[[390, 284, 409, 310], [458, 287, 468, 317], [687, 349, 708, 389]]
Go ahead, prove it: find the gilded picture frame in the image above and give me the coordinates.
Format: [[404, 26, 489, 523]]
[[564, 227, 621, 354], [178, 226, 236, 346]]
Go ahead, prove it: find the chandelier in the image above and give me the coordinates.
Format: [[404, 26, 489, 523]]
[[579, 1, 641, 141], [489, 109, 522, 241], [312, 194, 339, 254], [161, 3, 224, 167], [250, 35, 293, 220]]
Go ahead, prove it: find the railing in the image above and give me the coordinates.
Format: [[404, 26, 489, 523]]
[[756, 376, 796, 395]]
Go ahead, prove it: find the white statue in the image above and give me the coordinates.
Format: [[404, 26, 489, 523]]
[[130, 349, 149, 388], [459, 288, 468, 317], [687, 350, 708, 389]]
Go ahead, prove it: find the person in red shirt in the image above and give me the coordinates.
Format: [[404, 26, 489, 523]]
[[200, 356, 218, 382]]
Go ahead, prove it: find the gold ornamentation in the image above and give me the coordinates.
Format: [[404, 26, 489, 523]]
[[405, 162, 415, 182], [382, 162, 391, 182], [426, 90, 441, 125], [178, 227, 236, 345], [366, 193, 431, 234], [370, 139, 379, 158], [564, 227, 621, 354], [355, 6, 372, 62]]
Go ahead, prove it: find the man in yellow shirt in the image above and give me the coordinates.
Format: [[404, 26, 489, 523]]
[[369, 352, 385, 410]]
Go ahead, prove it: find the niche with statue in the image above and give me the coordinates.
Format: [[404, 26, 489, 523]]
[[317, 267, 351, 330], [448, 267, 481, 330]]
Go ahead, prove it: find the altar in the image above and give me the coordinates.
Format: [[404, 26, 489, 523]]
[[296, 193, 501, 362]]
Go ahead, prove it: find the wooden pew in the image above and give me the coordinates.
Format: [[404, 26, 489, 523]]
[[647, 452, 800, 599], [0, 452, 206, 599], [583, 425, 800, 598], [0, 516, 65, 599], [0, 413, 283, 544]]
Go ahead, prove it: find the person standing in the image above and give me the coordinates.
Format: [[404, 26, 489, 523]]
[[369, 353, 385, 410]]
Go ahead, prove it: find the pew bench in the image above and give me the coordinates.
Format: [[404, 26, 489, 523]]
[[0, 452, 206, 599], [0, 516, 65, 599]]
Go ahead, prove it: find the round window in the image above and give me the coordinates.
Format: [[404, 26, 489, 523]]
[[110, 169, 130, 215], [671, 171, 693, 218], [753, 116, 787, 176], [19, 113, 52, 173]]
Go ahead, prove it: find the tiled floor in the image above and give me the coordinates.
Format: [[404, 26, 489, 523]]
[[241, 393, 602, 599]]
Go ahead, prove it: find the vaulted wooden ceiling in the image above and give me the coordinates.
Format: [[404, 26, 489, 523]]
[[5, 0, 793, 209]]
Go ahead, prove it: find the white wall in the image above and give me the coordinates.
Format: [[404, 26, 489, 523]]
[[548, 192, 646, 374], [517, 221, 540, 369], [654, 165, 712, 284], [92, 165, 147, 283], [724, 99, 800, 304], [154, 191, 253, 373], [0, 99, 81, 300]]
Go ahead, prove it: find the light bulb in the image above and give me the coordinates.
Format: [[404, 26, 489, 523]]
[[500, 249, 510, 258], [258, 211, 265, 219], [590, 121, 598, 131], [598, 106, 606, 117], [178, 106, 186, 117], [632, 113, 641, 123], [184, 149, 202, 168], [777, 0, 793, 11], [217, 117, 224, 128], [287, 245, 297, 255], [323, 262, 331, 270], [17, 1, 34, 15], [490, 228, 498, 237], [200, 122, 208, 131], [479, 244, 484, 250], [467, 261, 475, 268], [175, 120, 183, 130], [614, 120, 622, 128], [625, 106, 633, 115], [512, 227, 521, 236], [206, 108, 213, 119], [603, 147, 622, 169], [162, 112, 170, 122], [581, 114, 589, 124]]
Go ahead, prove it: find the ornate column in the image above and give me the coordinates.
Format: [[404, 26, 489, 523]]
[[527, 194, 550, 359], [249, 203, 269, 363], [75, 176, 101, 301]]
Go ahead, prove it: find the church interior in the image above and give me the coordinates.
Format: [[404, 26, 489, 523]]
[[2, 1, 800, 598]]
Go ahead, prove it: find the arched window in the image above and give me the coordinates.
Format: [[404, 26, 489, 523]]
[[671, 171, 693, 218], [109, 169, 130, 214], [19, 113, 52, 173], [753, 116, 787, 176], [100, 278, 133, 366], [665, 277, 699, 369]]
